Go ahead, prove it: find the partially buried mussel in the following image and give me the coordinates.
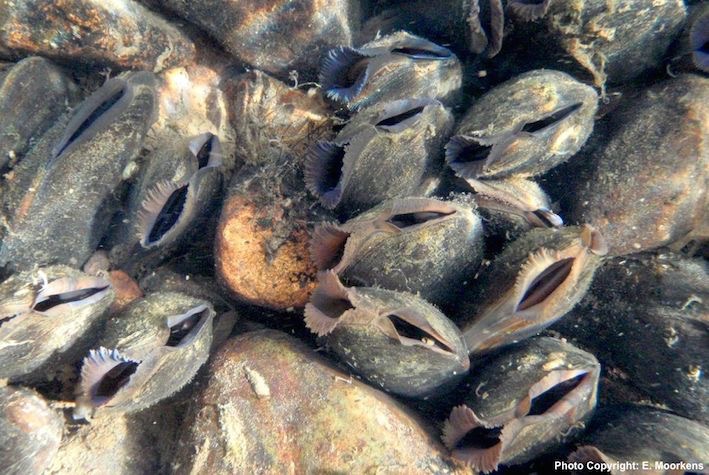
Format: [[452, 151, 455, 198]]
[[0, 265, 113, 381], [459, 225, 607, 354], [0, 71, 157, 271], [74, 291, 214, 419], [305, 271, 469, 398], [107, 132, 223, 276], [311, 197, 483, 307], [305, 98, 454, 215], [320, 31, 462, 110], [443, 337, 600, 473], [446, 69, 597, 180]]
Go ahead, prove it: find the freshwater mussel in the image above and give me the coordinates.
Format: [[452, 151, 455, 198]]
[[0, 0, 705, 472]]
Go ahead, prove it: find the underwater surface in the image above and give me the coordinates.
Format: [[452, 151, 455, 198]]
[[0, 0, 707, 473]]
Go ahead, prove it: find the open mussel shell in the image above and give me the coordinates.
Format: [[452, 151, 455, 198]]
[[669, 3, 709, 75], [305, 271, 469, 398], [311, 197, 483, 307], [0, 0, 195, 72], [320, 30, 462, 111], [460, 176, 563, 243], [551, 252, 709, 424], [0, 385, 63, 475], [305, 98, 454, 216], [0, 265, 114, 380], [446, 69, 597, 181], [0, 71, 158, 272], [108, 132, 224, 276], [568, 74, 709, 257], [568, 405, 709, 471], [360, 0, 504, 58], [459, 225, 607, 354], [0, 56, 79, 171], [74, 291, 215, 419], [507, 0, 687, 87], [172, 329, 465, 473], [443, 337, 600, 473]]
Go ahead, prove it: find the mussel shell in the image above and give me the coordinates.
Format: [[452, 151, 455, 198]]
[[0, 71, 158, 271], [443, 337, 600, 472], [0, 386, 63, 475], [305, 271, 470, 398], [446, 69, 597, 180], [0, 265, 114, 380], [311, 197, 483, 307], [74, 291, 214, 417]]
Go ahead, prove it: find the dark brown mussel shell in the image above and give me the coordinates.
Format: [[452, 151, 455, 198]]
[[551, 252, 708, 424], [0, 56, 79, 172], [0, 385, 63, 475], [311, 197, 483, 307], [0, 265, 113, 381], [459, 225, 607, 354], [305, 98, 454, 215], [107, 132, 223, 277], [305, 271, 469, 398], [0, 71, 158, 272], [507, 0, 687, 87], [443, 337, 600, 473], [154, 0, 359, 76], [0, 0, 194, 72], [74, 291, 214, 419], [567, 74, 708, 256], [446, 69, 597, 180], [568, 405, 709, 472], [320, 31, 462, 110], [172, 330, 467, 473], [360, 0, 504, 58]]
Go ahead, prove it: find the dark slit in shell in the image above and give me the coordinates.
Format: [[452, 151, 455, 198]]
[[166, 307, 210, 347], [387, 315, 454, 353], [195, 134, 215, 169], [390, 47, 450, 59], [93, 361, 139, 404], [521, 103, 582, 134], [147, 185, 189, 245], [387, 210, 454, 229], [33, 286, 110, 313], [53, 84, 126, 159], [455, 426, 502, 450], [528, 373, 587, 416], [517, 257, 574, 311], [376, 106, 425, 128]]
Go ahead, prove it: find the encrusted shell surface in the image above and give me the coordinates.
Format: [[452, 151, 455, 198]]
[[74, 291, 214, 418], [443, 337, 600, 473], [0, 265, 114, 380], [0, 56, 79, 171], [446, 69, 598, 180], [311, 197, 483, 307], [568, 74, 708, 256], [305, 271, 470, 398]]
